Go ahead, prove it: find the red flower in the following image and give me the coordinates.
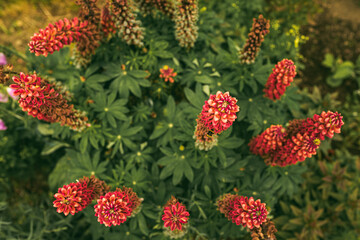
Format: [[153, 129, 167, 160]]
[[200, 91, 239, 134], [94, 191, 132, 227], [249, 125, 286, 156], [311, 111, 344, 140], [229, 196, 268, 229], [10, 72, 89, 131], [160, 65, 177, 83], [162, 196, 190, 231], [53, 176, 109, 216], [28, 17, 94, 57], [264, 59, 296, 101], [251, 111, 344, 167], [94, 187, 141, 227], [53, 182, 90, 216]]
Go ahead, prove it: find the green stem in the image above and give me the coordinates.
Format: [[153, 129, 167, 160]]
[[0, 45, 27, 61], [0, 107, 24, 121]]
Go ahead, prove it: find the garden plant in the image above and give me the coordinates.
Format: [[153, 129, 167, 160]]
[[0, 0, 359, 240]]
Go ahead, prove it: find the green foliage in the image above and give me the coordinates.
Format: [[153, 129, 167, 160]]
[[1, 0, 358, 240]]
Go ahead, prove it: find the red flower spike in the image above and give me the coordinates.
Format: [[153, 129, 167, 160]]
[[200, 91, 239, 134], [264, 59, 297, 101], [229, 196, 268, 229], [53, 176, 109, 216], [252, 110, 344, 167], [311, 111, 344, 140], [29, 17, 94, 57], [94, 191, 132, 227], [10, 72, 89, 131], [53, 182, 90, 216], [159, 65, 177, 83], [94, 187, 141, 227], [162, 196, 190, 231], [249, 125, 286, 156]]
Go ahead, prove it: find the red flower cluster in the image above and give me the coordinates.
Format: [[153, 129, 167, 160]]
[[29, 17, 95, 57], [53, 176, 109, 216], [159, 65, 177, 83], [193, 91, 239, 151], [162, 196, 190, 231], [264, 59, 297, 101], [249, 125, 287, 156], [201, 91, 239, 134], [94, 187, 141, 227], [10, 72, 89, 131], [249, 111, 344, 166], [217, 193, 268, 230]]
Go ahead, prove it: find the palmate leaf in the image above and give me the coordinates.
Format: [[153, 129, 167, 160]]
[[48, 149, 108, 190], [107, 121, 143, 157], [158, 147, 194, 185], [92, 90, 129, 128], [104, 63, 151, 98], [149, 96, 180, 146], [74, 124, 112, 153]]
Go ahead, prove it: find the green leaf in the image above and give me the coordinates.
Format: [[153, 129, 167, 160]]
[[322, 53, 335, 68], [333, 63, 354, 80], [128, 70, 149, 78], [195, 75, 213, 84], [149, 124, 168, 140], [41, 141, 70, 155], [137, 213, 149, 236], [166, 96, 176, 119]]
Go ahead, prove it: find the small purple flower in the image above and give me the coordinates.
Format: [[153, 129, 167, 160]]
[[6, 87, 18, 101], [0, 93, 8, 103], [0, 119, 7, 131], [0, 53, 6, 65]]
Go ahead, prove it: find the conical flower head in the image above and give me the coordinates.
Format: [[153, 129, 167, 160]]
[[119, 186, 143, 216], [311, 111, 344, 140], [216, 193, 238, 219], [174, 0, 199, 48], [264, 59, 297, 101], [28, 17, 93, 57], [250, 218, 278, 240], [160, 65, 177, 83], [101, 3, 117, 37], [249, 125, 286, 156], [94, 190, 132, 227], [53, 182, 90, 216], [111, 0, 145, 47], [193, 114, 218, 151], [10, 72, 89, 131], [200, 91, 239, 134], [78, 175, 110, 200], [239, 14, 270, 64], [162, 196, 190, 231], [230, 196, 268, 229]]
